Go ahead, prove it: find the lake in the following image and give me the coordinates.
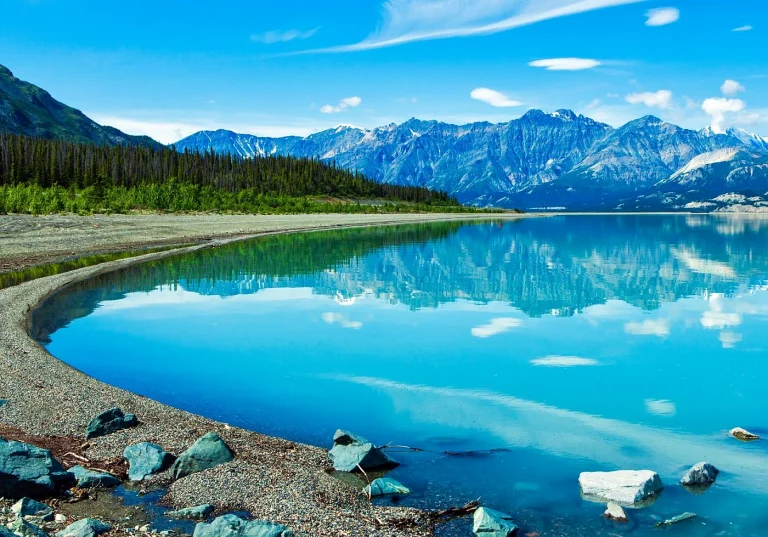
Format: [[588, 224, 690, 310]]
[[32, 215, 768, 536]]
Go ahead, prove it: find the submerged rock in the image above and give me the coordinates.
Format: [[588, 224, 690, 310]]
[[124, 442, 175, 481], [0, 437, 75, 498], [328, 430, 399, 472], [11, 497, 54, 519], [166, 504, 215, 521], [730, 427, 760, 441], [10, 519, 49, 537], [86, 408, 138, 439], [172, 432, 234, 479], [193, 514, 293, 537], [603, 502, 628, 523], [56, 518, 112, 537], [579, 470, 663, 506], [681, 462, 719, 487], [654, 512, 697, 528], [70, 466, 120, 489], [472, 507, 519, 537], [364, 478, 411, 497]]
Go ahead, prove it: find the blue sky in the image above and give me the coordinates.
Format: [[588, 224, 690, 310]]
[[1, 0, 766, 143]]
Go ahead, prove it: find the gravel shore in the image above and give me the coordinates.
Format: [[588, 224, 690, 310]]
[[0, 213, 515, 537]]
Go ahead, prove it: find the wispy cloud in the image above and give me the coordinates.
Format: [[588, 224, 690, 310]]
[[471, 317, 521, 338], [721, 79, 745, 96], [530, 355, 599, 367], [644, 7, 679, 26], [625, 90, 673, 109], [529, 58, 601, 71], [320, 96, 363, 114], [322, 312, 363, 329], [719, 331, 742, 349], [732, 25, 753, 32], [645, 399, 676, 416], [470, 88, 522, 108], [251, 28, 320, 44], [307, 0, 645, 53], [624, 319, 670, 337]]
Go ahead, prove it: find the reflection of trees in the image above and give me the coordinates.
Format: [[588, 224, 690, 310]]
[[32, 216, 768, 343]]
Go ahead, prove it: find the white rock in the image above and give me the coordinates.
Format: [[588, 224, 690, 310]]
[[603, 502, 628, 522], [54, 515, 67, 524], [729, 427, 759, 441], [579, 470, 663, 506]]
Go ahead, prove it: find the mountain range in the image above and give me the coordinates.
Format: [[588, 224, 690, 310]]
[[174, 111, 768, 212], [0, 64, 162, 149]]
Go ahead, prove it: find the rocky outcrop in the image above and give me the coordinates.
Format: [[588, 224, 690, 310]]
[[472, 507, 519, 536], [364, 478, 411, 497], [166, 504, 215, 521], [0, 437, 74, 498], [124, 442, 175, 481], [328, 430, 399, 472], [56, 518, 112, 537], [192, 514, 293, 537], [69, 466, 120, 489], [172, 433, 234, 479], [85, 408, 138, 439], [578, 470, 663, 506], [681, 462, 719, 487]]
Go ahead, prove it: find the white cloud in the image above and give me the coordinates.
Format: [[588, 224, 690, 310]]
[[320, 96, 363, 114], [311, 0, 645, 52], [529, 58, 601, 71], [530, 356, 599, 367], [721, 79, 745, 96], [471, 317, 522, 338], [701, 97, 746, 133], [624, 319, 670, 337], [625, 90, 673, 109], [470, 88, 522, 108], [322, 312, 363, 329], [251, 28, 319, 44], [645, 399, 676, 416], [701, 311, 742, 329], [732, 25, 753, 32], [645, 7, 680, 26], [719, 331, 742, 349]]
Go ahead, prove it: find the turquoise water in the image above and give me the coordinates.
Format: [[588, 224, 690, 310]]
[[33, 216, 768, 536]]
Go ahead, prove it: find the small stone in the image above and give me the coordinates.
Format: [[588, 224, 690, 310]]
[[139, 525, 149, 532], [56, 518, 112, 537], [579, 470, 663, 506], [364, 478, 411, 497], [85, 408, 139, 439], [681, 462, 719, 487], [328, 430, 399, 473], [654, 512, 697, 528], [55, 515, 67, 524], [171, 433, 234, 480], [193, 514, 293, 537], [69, 466, 120, 489], [11, 498, 53, 518], [166, 505, 215, 521], [603, 502, 628, 523], [472, 507, 519, 537], [10, 519, 48, 537], [730, 427, 760, 441], [124, 443, 175, 482]]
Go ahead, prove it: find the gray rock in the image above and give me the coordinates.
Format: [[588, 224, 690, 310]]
[[171, 433, 234, 479], [56, 518, 112, 537], [123, 442, 175, 481], [681, 462, 719, 487], [0, 437, 75, 498], [603, 502, 628, 523], [579, 470, 663, 506], [11, 498, 54, 518], [85, 408, 138, 439], [328, 430, 399, 473], [166, 504, 215, 521], [193, 514, 293, 537], [364, 478, 411, 497], [10, 519, 48, 537], [472, 507, 519, 537], [655, 512, 697, 528], [70, 466, 120, 489], [729, 427, 759, 441]]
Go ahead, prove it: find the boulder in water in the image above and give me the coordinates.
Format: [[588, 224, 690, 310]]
[[603, 502, 628, 523], [70, 466, 120, 489], [123, 442, 175, 481], [171, 432, 234, 479], [85, 408, 138, 439], [654, 512, 697, 528], [166, 504, 215, 521], [56, 518, 112, 537], [328, 430, 399, 472], [472, 506, 519, 537], [579, 470, 663, 506], [192, 514, 293, 537], [364, 477, 411, 497], [730, 427, 759, 441], [681, 462, 719, 487], [0, 437, 75, 498]]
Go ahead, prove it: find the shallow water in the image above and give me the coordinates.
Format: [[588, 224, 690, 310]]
[[33, 216, 768, 536]]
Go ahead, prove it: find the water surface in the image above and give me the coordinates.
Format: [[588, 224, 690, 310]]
[[33, 216, 768, 536]]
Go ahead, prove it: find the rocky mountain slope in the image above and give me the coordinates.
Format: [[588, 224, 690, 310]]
[[175, 113, 768, 211], [0, 64, 162, 149]]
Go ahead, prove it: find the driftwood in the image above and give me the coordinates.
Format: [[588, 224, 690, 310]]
[[429, 499, 480, 521], [379, 443, 512, 457]]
